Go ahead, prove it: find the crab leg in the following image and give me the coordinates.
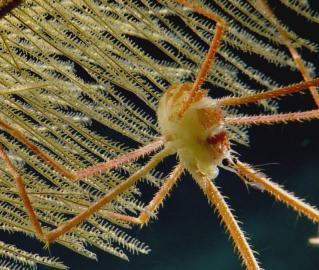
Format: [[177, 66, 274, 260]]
[[225, 109, 319, 125], [0, 145, 45, 240], [255, 0, 319, 107], [219, 78, 319, 106], [0, 117, 164, 180], [176, 0, 226, 117], [46, 147, 172, 243], [105, 164, 184, 225], [232, 160, 319, 223], [193, 173, 261, 270]]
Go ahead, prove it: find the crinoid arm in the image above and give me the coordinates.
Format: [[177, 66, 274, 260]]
[[231, 160, 319, 223], [0, 112, 167, 242], [192, 172, 261, 270], [0, 114, 165, 242]]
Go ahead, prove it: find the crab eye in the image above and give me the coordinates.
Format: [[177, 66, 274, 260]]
[[206, 131, 227, 145]]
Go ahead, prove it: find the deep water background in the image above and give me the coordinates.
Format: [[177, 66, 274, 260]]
[[3, 1, 319, 270]]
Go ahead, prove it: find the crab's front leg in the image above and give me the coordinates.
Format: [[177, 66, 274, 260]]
[[175, 0, 226, 117], [254, 0, 319, 107]]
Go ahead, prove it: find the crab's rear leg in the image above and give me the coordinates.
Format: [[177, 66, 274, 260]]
[[105, 164, 184, 226], [0, 116, 164, 242], [231, 160, 319, 223], [46, 147, 172, 244], [176, 0, 226, 117], [0, 144, 45, 241], [193, 173, 261, 270], [0, 117, 164, 180]]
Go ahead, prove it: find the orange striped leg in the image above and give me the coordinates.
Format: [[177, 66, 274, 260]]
[[0, 145, 45, 241], [225, 109, 319, 125], [256, 0, 319, 108], [0, 117, 164, 180], [232, 160, 319, 223], [46, 147, 172, 244], [75, 138, 164, 179], [193, 172, 261, 270], [219, 77, 319, 107], [176, 0, 226, 117], [105, 164, 184, 225]]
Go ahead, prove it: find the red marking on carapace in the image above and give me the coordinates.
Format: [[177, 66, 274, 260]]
[[207, 131, 227, 145]]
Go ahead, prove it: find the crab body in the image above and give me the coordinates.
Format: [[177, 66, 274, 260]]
[[157, 83, 230, 178]]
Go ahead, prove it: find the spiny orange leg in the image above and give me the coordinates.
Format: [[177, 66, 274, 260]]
[[0, 116, 164, 242], [193, 172, 261, 270], [176, 0, 226, 117], [0, 118, 77, 180], [231, 160, 319, 223], [75, 138, 164, 180], [255, 0, 319, 108], [104, 164, 184, 226], [0, 117, 164, 180], [46, 147, 172, 244], [219, 77, 319, 107], [225, 109, 319, 125], [220, 78, 319, 125], [0, 144, 45, 241]]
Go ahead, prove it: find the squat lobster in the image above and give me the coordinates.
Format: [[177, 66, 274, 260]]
[[1, 1, 319, 269]]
